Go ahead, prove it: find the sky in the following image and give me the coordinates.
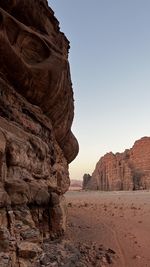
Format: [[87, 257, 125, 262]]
[[48, 0, 150, 180]]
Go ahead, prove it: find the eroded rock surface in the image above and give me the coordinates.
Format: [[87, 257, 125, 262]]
[[83, 137, 150, 191], [0, 0, 78, 266]]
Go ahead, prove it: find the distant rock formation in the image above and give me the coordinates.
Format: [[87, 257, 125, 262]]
[[69, 179, 82, 190], [82, 174, 92, 189], [0, 1, 78, 266], [83, 137, 150, 191]]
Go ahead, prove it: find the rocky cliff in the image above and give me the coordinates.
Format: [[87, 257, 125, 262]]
[[0, 0, 78, 266], [83, 137, 150, 191], [82, 174, 91, 189]]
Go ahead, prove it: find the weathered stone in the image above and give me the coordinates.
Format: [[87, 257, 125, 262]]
[[5, 180, 30, 205], [29, 181, 50, 205], [0, 227, 10, 251], [0, 186, 11, 207], [0, 0, 79, 163], [0, 253, 11, 267], [51, 196, 67, 236], [41, 240, 116, 267], [0, 0, 78, 266], [20, 228, 40, 242], [0, 131, 6, 154], [85, 137, 150, 191], [17, 242, 42, 259], [0, 209, 8, 228], [51, 192, 60, 206]]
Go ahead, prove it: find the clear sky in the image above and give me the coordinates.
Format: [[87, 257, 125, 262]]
[[48, 0, 150, 180]]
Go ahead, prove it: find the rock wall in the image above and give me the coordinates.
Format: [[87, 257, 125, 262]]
[[82, 174, 91, 189], [83, 137, 150, 191], [0, 1, 78, 266]]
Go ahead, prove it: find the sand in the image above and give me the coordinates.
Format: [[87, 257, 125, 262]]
[[65, 190, 150, 267]]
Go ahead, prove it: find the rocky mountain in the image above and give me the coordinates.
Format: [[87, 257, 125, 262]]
[[0, 1, 78, 266], [83, 137, 150, 191]]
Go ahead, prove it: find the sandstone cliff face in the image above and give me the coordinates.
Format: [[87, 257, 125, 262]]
[[0, 1, 78, 266], [83, 137, 150, 191]]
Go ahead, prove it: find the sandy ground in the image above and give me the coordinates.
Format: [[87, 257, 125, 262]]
[[65, 190, 150, 267]]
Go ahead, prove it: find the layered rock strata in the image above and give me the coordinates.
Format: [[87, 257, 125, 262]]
[[0, 0, 78, 266], [83, 137, 150, 191]]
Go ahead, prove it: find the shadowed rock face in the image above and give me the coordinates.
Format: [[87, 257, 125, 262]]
[[84, 137, 150, 191], [0, 1, 78, 266], [0, 0, 78, 163]]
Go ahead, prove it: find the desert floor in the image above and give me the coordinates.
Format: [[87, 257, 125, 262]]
[[65, 190, 150, 267]]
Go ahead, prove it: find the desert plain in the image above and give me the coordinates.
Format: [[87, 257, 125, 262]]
[[65, 190, 150, 267]]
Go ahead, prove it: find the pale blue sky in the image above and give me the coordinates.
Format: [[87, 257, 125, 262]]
[[48, 0, 150, 180]]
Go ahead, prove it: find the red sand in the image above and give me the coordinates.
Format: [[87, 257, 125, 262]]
[[65, 190, 150, 267]]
